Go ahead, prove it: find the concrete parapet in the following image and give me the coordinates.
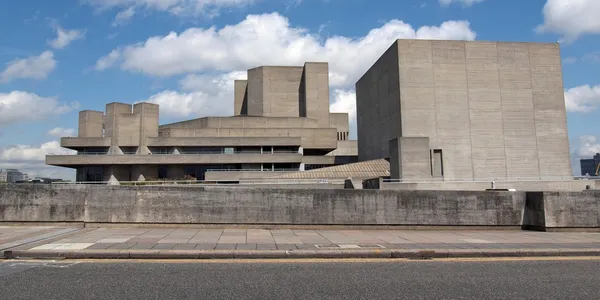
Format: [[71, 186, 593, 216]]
[[0, 184, 598, 230]]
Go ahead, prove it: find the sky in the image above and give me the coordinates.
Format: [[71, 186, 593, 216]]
[[1, 0, 600, 180]]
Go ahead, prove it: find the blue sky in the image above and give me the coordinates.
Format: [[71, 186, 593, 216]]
[[1, 0, 599, 179]]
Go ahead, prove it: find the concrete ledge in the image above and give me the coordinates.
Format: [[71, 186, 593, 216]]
[[5, 248, 600, 260]]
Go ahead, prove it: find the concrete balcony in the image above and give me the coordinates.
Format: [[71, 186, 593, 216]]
[[46, 153, 303, 166], [147, 136, 301, 147], [61, 137, 111, 148]]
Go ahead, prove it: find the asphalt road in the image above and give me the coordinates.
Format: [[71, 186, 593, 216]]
[[1, 258, 599, 300]]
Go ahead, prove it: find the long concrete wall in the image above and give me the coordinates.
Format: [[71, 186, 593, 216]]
[[0, 185, 598, 229]]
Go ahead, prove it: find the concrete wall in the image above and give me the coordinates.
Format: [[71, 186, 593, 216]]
[[381, 180, 599, 192], [523, 191, 600, 230], [234, 80, 248, 115], [356, 41, 401, 161], [78, 110, 104, 138], [303, 62, 330, 128], [356, 39, 572, 180], [329, 113, 350, 140], [0, 185, 526, 226], [1, 185, 598, 229]]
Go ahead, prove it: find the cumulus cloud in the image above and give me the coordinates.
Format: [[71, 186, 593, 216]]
[[48, 25, 85, 49], [564, 84, 600, 113], [47, 127, 76, 137], [120, 13, 475, 135], [0, 91, 78, 126], [0, 51, 56, 83], [439, 0, 486, 6], [86, 0, 258, 17], [0, 141, 76, 180], [536, 0, 600, 42], [142, 71, 246, 118], [96, 13, 477, 88]]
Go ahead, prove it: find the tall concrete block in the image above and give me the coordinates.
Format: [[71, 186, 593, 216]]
[[528, 43, 572, 178], [263, 66, 304, 117], [357, 40, 401, 161], [303, 62, 330, 127], [246, 67, 264, 116], [105, 102, 132, 140], [357, 39, 571, 181], [234, 80, 248, 115], [78, 110, 104, 138]]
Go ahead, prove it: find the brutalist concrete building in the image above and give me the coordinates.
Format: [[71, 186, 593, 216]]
[[46, 62, 358, 182], [356, 39, 572, 180]]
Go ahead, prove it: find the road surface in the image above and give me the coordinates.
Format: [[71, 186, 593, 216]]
[[1, 258, 599, 299]]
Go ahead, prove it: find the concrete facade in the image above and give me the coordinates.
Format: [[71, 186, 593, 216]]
[[356, 39, 572, 181], [46, 62, 358, 182]]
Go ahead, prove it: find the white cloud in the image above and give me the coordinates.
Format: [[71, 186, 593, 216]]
[[95, 49, 121, 70], [49, 25, 85, 49], [537, 0, 600, 42], [578, 136, 600, 158], [113, 7, 136, 26], [86, 0, 258, 17], [96, 13, 477, 88], [330, 89, 357, 139], [142, 71, 246, 118], [0, 141, 75, 162], [0, 141, 76, 180], [48, 127, 76, 137], [564, 84, 600, 113], [0, 91, 77, 126], [0, 51, 56, 83], [439, 0, 485, 6]]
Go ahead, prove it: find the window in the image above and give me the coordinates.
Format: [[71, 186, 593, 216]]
[[431, 149, 444, 177]]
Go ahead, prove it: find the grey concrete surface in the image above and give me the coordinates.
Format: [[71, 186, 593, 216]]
[[7, 227, 600, 253], [2, 185, 599, 228], [357, 39, 572, 181], [1, 260, 600, 299], [0, 185, 528, 226]]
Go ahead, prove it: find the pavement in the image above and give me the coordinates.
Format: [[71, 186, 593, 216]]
[[1, 259, 600, 299], [2, 225, 600, 259]]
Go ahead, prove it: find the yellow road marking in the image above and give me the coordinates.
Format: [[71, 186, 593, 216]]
[[6, 257, 600, 264]]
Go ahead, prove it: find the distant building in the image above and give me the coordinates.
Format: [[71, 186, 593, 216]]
[[580, 153, 600, 176], [1, 169, 25, 183], [46, 62, 358, 182]]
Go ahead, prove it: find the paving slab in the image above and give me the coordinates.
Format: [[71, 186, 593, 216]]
[[3, 226, 600, 259]]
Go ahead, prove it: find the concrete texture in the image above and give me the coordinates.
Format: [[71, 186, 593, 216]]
[[3, 184, 598, 229], [3, 226, 600, 261], [381, 180, 598, 192], [356, 39, 572, 181], [524, 191, 600, 229]]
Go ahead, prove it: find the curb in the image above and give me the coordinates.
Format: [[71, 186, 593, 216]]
[[4, 248, 600, 260]]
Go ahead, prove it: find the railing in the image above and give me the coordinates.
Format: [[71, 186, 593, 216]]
[[383, 176, 596, 183], [59, 150, 301, 156], [205, 169, 299, 172], [50, 178, 344, 186]]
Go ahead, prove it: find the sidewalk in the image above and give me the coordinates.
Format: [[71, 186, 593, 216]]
[[3, 226, 600, 259]]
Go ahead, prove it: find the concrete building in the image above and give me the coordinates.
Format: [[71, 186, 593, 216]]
[[580, 153, 600, 176], [46, 62, 358, 182], [356, 39, 572, 181], [0, 169, 26, 183]]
